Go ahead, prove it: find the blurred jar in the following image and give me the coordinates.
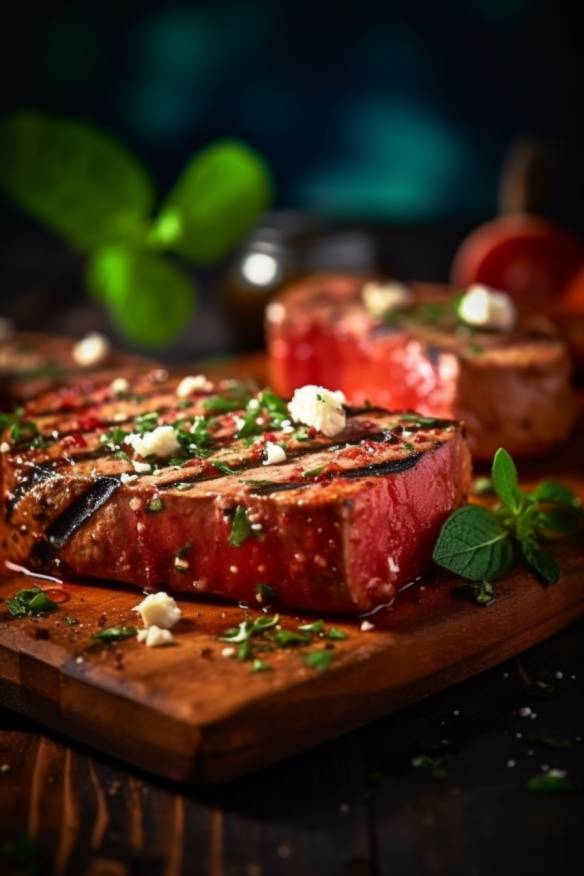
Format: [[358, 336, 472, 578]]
[[222, 211, 378, 350]]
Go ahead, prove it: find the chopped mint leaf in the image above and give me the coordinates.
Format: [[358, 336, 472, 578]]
[[228, 505, 252, 547], [212, 461, 237, 475], [456, 580, 495, 606], [327, 627, 348, 640], [204, 394, 249, 413], [252, 658, 272, 673], [63, 615, 78, 626], [91, 625, 137, 642], [274, 629, 311, 647], [298, 619, 325, 634], [472, 476, 494, 496], [7, 587, 58, 618], [303, 649, 334, 672], [302, 465, 325, 478]]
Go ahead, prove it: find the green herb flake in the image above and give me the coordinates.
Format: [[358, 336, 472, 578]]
[[252, 658, 272, 673], [204, 394, 249, 413], [63, 615, 78, 626], [411, 754, 448, 780], [472, 476, 494, 496], [298, 619, 325, 634], [91, 625, 137, 643], [212, 461, 237, 475], [327, 627, 348, 640], [255, 583, 277, 603], [456, 580, 495, 606], [293, 427, 310, 441], [228, 505, 252, 547], [134, 411, 159, 433], [303, 649, 334, 672], [302, 465, 325, 478], [6, 587, 58, 618], [275, 629, 312, 648], [526, 771, 579, 794], [147, 496, 164, 513]]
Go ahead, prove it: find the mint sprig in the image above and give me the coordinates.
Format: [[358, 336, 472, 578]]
[[433, 448, 582, 589]]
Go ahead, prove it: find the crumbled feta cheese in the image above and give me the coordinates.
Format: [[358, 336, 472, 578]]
[[110, 377, 129, 395], [174, 556, 189, 572], [120, 473, 138, 484], [361, 280, 413, 318], [133, 461, 152, 474], [176, 374, 212, 398], [548, 768, 567, 779], [72, 332, 111, 367], [518, 706, 534, 718], [133, 592, 181, 629], [222, 646, 236, 658], [265, 301, 286, 325], [360, 620, 375, 632], [125, 425, 179, 459], [129, 497, 142, 512], [0, 442, 10, 453], [137, 626, 174, 647], [288, 385, 346, 437], [458, 284, 516, 332], [387, 556, 400, 575], [263, 441, 287, 466]]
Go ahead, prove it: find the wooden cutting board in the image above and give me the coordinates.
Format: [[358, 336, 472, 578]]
[[0, 357, 583, 783]]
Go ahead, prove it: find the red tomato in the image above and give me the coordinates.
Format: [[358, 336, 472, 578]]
[[451, 215, 583, 309]]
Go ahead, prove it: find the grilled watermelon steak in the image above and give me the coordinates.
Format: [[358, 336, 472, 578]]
[[0, 371, 471, 613], [266, 274, 575, 460]]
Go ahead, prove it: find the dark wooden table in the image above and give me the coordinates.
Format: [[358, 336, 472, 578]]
[[1, 618, 582, 876]]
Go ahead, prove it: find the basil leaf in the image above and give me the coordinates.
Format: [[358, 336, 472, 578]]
[[492, 448, 521, 512], [531, 480, 581, 509], [228, 505, 252, 547], [87, 245, 195, 348], [519, 539, 560, 585], [0, 112, 154, 252], [152, 140, 272, 263], [432, 505, 513, 581]]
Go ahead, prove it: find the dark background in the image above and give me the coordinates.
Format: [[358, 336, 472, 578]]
[[1, 0, 583, 354]]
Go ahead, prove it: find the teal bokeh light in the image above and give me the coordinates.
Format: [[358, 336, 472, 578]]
[[300, 98, 474, 219]]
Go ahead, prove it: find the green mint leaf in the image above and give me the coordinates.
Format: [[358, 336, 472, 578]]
[[152, 140, 271, 264], [519, 539, 560, 585], [63, 615, 78, 626], [204, 394, 248, 413], [298, 619, 325, 634], [492, 448, 521, 512], [228, 505, 252, 547], [252, 658, 272, 673], [536, 509, 583, 536], [0, 112, 154, 252], [147, 497, 164, 513], [274, 629, 311, 648], [531, 480, 581, 508], [6, 586, 58, 618], [433, 505, 513, 581], [251, 614, 280, 634], [526, 772, 579, 793], [87, 245, 195, 349], [327, 627, 348, 640], [411, 754, 448, 780], [456, 580, 495, 606], [303, 649, 334, 672], [211, 461, 237, 475], [91, 625, 137, 642], [219, 620, 254, 643], [302, 465, 325, 478]]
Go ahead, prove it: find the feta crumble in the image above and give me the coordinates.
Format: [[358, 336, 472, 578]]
[[288, 385, 346, 438], [110, 377, 129, 395], [360, 620, 375, 632], [133, 460, 152, 474], [137, 626, 174, 647], [0, 442, 10, 453], [133, 592, 182, 629], [72, 332, 111, 368], [362, 280, 413, 318], [176, 374, 212, 398], [125, 425, 179, 459], [263, 441, 287, 466], [120, 472, 138, 484], [458, 284, 516, 332]]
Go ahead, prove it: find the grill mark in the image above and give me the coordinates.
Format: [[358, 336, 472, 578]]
[[5, 464, 58, 520], [31, 477, 121, 559], [248, 452, 423, 495], [29, 380, 171, 418], [158, 430, 396, 491]]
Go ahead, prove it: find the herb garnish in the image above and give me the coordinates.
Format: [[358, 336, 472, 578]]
[[228, 505, 253, 547], [212, 461, 238, 475], [0, 410, 40, 446], [526, 771, 579, 793], [147, 496, 164, 513], [433, 448, 583, 589], [302, 465, 325, 478], [6, 587, 58, 618], [91, 625, 137, 642], [63, 615, 78, 626], [456, 580, 495, 606], [303, 649, 334, 672], [252, 658, 272, 673], [204, 393, 250, 413], [411, 754, 448, 780]]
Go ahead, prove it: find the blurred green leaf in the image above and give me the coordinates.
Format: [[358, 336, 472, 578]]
[[87, 245, 195, 348], [152, 140, 272, 263], [0, 111, 154, 252]]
